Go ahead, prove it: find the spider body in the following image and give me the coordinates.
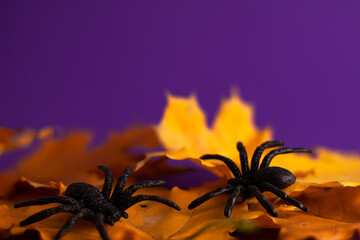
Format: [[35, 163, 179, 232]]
[[64, 182, 122, 226], [15, 166, 181, 240], [188, 140, 311, 218], [228, 167, 296, 189]]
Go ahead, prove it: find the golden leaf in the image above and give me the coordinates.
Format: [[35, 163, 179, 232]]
[[156, 93, 272, 178]]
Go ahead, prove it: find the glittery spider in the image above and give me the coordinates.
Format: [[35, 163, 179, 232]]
[[188, 141, 311, 218], [15, 165, 181, 240]]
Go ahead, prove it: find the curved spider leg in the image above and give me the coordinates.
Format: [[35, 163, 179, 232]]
[[236, 142, 250, 176], [98, 165, 113, 199], [260, 148, 312, 169], [110, 166, 132, 202], [250, 141, 285, 173], [224, 185, 244, 218], [14, 196, 76, 208], [125, 195, 181, 210], [94, 212, 110, 240], [19, 204, 79, 226], [260, 182, 309, 212], [188, 185, 233, 210], [248, 185, 279, 218], [54, 208, 94, 240], [122, 180, 166, 197], [200, 154, 241, 178]]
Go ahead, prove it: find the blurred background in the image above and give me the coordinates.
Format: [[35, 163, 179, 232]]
[[1, 1, 360, 155]]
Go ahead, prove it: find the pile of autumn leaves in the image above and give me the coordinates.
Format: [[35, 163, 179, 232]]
[[2, 94, 360, 240]]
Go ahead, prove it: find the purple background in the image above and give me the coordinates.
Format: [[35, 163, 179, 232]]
[[1, 1, 360, 155]]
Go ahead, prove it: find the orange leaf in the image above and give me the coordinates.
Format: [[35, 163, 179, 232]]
[[0, 127, 53, 156], [0, 204, 147, 240], [0, 177, 167, 240], [16, 127, 189, 186], [3, 176, 360, 239]]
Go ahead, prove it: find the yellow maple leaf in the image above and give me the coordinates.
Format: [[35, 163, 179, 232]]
[[156, 93, 272, 178]]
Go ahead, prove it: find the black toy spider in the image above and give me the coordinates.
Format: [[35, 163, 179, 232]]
[[188, 140, 311, 218], [14, 165, 181, 240]]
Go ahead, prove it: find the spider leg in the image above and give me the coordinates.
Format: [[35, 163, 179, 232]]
[[54, 208, 94, 240], [236, 142, 250, 176], [122, 180, 166, 197], [188, 185, 233, 210], [94, 212, 110, 240], [248, 185, 279, 218], [200, 154, 241, 178], [260, 147, 312, 169], [14, 196, 76, 208], [19, 205, 78, 226], [250, 141, 285, 173], [98, 165, 113, 199], [121, 211, 128, 219], [126, 195, 181, 210], [260, 182, 309, 212], [224, 185, 243, 218], [110, 166, 132, 202]]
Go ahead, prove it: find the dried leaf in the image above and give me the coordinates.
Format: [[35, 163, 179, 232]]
[[0, 171, 18, 197], [0, 204, 147, 240], [0, 178, 163, 240], [3, 176, 360, 239], [125, 181, 360, 240], [16, 127, 189, 186], [0, 127, 53, 156], [156, 93, 272, 178]]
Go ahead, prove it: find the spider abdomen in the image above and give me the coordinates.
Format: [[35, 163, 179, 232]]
[[65, 182, 107, 209], [249, 167, 296, 189]]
